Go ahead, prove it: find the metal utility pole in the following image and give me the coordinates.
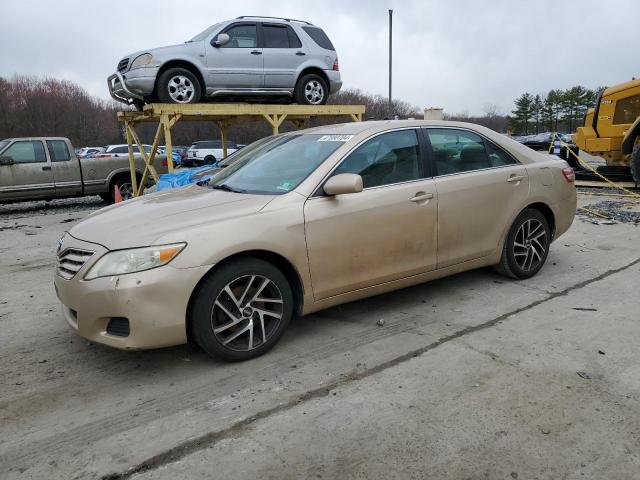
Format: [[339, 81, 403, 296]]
[[388, 9, 393, 114]]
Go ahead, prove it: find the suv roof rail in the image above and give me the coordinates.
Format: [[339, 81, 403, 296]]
[[236, 16, 314, 25]]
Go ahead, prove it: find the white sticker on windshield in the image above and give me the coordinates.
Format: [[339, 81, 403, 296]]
[[317, 135, 354, 142]]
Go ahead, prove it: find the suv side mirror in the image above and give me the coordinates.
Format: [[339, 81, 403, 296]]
[[212, 33, 230, 47], [0, 156, 14, 166], [323, 173, 363, 196]]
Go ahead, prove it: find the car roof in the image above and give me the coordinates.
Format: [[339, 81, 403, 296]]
[[2, 137, 69, 142], [297, 119, 504, 136]]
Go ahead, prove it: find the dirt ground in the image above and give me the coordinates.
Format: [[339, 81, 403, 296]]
[[1, 189, 639, 480]]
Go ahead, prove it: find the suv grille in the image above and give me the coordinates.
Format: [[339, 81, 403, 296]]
[[117, 58, 129, 73], [57, 248, 95, 280]]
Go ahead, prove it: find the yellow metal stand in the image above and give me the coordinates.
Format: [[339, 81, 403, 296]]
[[118, 103, 366, 197]]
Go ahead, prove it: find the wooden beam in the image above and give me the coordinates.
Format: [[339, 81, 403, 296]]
[[125, 122, 139, 197]]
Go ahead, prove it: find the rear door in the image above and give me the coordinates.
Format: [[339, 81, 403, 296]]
[[0, 139, 54, 201], [47, 139, 83, 198], [261, 23, 305, 88], [424, 128, 529, 268], [206, 22, 264, 88]]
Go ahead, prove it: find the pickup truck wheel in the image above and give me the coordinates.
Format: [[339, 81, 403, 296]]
[[157, 68, 201, 104], [101, 178, 136, 204]]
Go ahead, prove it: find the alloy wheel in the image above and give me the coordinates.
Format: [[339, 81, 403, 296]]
[[513, 219, 548, 272], [211, 275, 284, 352], [118, 182, 134, 200], [304, 80, 325, 104], [168, 75, 195, 103]]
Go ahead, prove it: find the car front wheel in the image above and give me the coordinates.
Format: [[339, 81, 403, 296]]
[[191, 258, 294, 361], [495, 209, 551, 279], [157, 68, 201, 104]]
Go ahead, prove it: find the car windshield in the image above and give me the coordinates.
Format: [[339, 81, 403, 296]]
[[217, 136, 277, 167], [188, 22, 223, 42], [0, 140, 9, 153], [209, 134, 347, 194]]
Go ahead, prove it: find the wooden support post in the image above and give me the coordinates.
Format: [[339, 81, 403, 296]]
[[163, 114, 173, 175], [215, 120, 230, 159], [264, 113, 287, 135], [350, 113, 362, 122], [130, 122, 163, 196], [125, 121, 139, 197]]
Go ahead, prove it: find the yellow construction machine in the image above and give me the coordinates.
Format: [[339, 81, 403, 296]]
[[575, 78, 640, 182]]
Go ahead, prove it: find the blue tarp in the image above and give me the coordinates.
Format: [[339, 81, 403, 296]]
[[156, 165, 218, 192]]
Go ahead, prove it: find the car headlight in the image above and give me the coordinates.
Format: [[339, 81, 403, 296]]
[[129, 53, 153, 70], [84, 243, 186, 280]]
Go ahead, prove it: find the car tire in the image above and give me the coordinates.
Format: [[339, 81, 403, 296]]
[[294, 73, 328, 105], [157, 68, 201, 104], [101, 177, 136, 203], [203, 155, 216, 165], [630, 143, 640, 183], [191, 258, 294, 361], [494, 208, 551, 280]]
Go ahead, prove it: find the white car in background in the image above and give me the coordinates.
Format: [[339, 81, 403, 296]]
[[186, 140, 238, 166], [95, 144, 153, 158]]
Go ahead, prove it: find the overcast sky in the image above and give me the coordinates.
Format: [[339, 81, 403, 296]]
[[0, 0, 638, 115]]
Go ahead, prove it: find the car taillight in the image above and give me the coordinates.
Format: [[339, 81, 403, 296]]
[[95, 153, 112, 158], [562, 167, 575, 183], [332, 58, 339, 71], [161, 159, 168, 167]]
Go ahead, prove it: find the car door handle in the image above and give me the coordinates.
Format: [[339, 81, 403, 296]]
[[410, 192, 434, 202], [296, 51, 306, 56], [42, 166, 51, 171], [251, 50, 262, 55], [507, 174, 524, 183]]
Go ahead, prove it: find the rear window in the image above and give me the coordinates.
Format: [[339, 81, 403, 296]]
[[47, 140, 71, 162], [302, 26, 335, 50]]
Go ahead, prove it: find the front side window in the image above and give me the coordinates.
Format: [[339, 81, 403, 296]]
[[613, 95, 640, 125], [210, 134, 345, 194], [2, 140, 47, 164], [426, 129, 493, 175], [263, 25, 290, 48], [332, 130, 422, 188], [221, 24, 258, 48], [47, 140, 71, 162]]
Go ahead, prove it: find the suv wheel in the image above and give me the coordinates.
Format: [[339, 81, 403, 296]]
[[295, 74, 328, 105], [191, 258, 294, 361], [495, 209, 551, 279], [157, 68, 201, 104], [204, 155, 216, 165]]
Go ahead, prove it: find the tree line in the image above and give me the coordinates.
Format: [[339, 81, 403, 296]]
[[0, 76, 419, 148], [510, 86, 605, 135]]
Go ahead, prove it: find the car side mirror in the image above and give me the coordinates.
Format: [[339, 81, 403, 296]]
[[212, 33, 230, 47], [323, 173, 363, 196], [0, 156, 14, 166]]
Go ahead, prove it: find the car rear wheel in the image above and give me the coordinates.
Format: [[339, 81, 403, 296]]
[[295, 73, 328, 105], [157, 68, 201, 104], [204, 155, 216, 165], [191, 258, 294, 361], [495, 209, 551, 279]]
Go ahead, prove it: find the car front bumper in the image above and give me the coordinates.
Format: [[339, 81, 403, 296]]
[[107, 67, 159, 105], [54, 234, 211, 350]]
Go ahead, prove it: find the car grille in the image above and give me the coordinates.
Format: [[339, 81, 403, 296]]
[[117, 58, 129, 73], [57, 248, 95, 280]]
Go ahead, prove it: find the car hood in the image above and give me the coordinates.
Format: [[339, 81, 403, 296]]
[[125, 42, 204, 64], [69, 185, 276, 250]]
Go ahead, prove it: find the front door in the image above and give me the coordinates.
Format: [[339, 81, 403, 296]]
[[424, 127, 530, 268], [261, 23, 305, 88], [206, 22, 264, 89], [47, 139, 83, 198], [304, 129, 438, 300], [0, 139, 54, 201]]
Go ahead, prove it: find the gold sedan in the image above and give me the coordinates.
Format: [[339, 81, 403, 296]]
[[54, 121, 577, 361]]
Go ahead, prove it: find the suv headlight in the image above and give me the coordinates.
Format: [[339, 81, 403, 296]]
[[84, 243, 186, 280], [129, 53, 153, 70]]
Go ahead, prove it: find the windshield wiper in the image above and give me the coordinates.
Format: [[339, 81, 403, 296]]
[[211, 183, 245, 193]]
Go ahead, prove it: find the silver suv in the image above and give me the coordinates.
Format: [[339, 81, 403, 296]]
[[108, 16, 342, 107]]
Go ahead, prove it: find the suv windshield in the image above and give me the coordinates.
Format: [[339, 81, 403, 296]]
[[210, 134, 346, 194], [188, 23, 223, 42]]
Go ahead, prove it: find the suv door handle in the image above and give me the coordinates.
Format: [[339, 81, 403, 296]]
[[507, 174, 524, 183], [42, 165, 51, 171], [296, 51, 306, 56], [410, 192, 434, 202], [251, 50, 262, 55]]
